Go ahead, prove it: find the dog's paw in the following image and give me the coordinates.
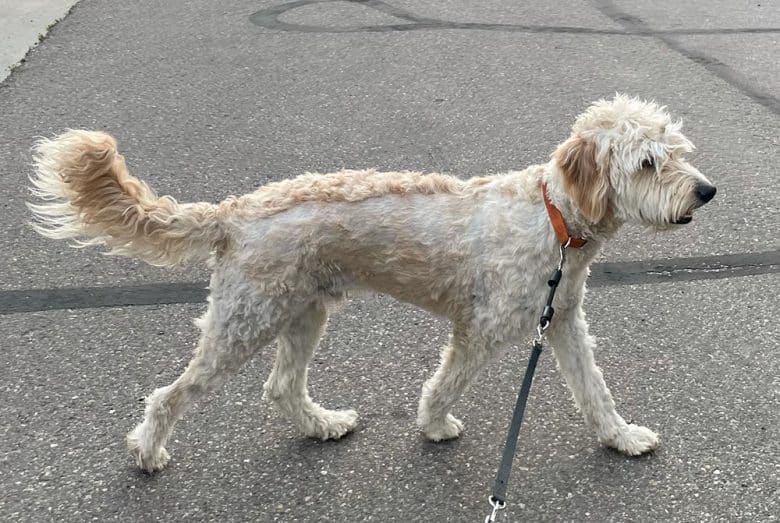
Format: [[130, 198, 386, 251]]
[[304, 408, 360, 440], [126, 431, 171, 472], [421, 414, 464, 442], [605, 424, 659, 456]]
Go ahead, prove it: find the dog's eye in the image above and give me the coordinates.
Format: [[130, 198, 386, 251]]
[[641, 158, 654, 170]]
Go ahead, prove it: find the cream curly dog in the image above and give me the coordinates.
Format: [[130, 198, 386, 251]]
[[29, 95, 716, 472]]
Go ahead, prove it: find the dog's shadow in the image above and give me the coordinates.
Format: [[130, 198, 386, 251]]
[[549, 443, 662, 495], [419, 435, 462, 455]]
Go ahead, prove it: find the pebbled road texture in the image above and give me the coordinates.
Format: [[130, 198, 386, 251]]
[[0, 1, 778, 521]]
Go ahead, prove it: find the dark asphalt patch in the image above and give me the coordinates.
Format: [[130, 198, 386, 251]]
[[1, 250, 777, 314]]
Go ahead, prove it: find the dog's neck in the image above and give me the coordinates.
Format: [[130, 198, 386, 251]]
[[540, 161, 623, 244]]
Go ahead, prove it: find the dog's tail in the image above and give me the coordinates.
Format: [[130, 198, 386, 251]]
[[28, 130, 227, 267]]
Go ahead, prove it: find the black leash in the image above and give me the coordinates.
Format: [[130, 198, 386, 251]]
[[485, 243, 568, 523]]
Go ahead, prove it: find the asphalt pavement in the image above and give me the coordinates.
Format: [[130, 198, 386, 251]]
[[0, 1, 778, 521]]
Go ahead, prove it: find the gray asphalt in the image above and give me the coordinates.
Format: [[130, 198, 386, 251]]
[[1, 0, 778, 521]]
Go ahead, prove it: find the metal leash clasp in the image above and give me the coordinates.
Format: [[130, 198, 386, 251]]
[[485, 496, 506, 523], [558, 237, 571, 269], [558, 238, 569, 270], [535, 321, 548, 345]]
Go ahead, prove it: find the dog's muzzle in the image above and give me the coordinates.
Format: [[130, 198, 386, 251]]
[[674, 183, 717, 224]]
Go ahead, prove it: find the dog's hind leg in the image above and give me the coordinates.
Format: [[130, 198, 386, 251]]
[[417, 324, 495, 441], [547, 307, 659, 456], [263, 300, 359, 440], [126, 291, 282, 472]]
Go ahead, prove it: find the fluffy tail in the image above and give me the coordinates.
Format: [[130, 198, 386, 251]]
[[28, 130, 226, 266]]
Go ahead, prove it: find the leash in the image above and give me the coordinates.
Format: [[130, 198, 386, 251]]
[[484, 242, 567, 522], [485, 183, 587, 522]]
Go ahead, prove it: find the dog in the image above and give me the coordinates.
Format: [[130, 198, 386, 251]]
[[28, 95, 716, 472]]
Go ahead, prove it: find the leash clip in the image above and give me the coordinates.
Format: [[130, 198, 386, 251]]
[[535, 322, 547, 345], [485, 496, 506, 523], [558, 239, 569, 270]]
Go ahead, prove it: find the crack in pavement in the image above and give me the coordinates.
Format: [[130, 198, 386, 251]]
[[590, 0, 780, 115], [249, 0, 780, 37], [2, 250, 777, 314]]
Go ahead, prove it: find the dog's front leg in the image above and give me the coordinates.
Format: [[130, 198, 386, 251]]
[[547, 307, 659, 455], [417, 324, 496, 441]]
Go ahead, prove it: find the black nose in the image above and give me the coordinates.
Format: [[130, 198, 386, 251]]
[[696, 183, 717, 204]]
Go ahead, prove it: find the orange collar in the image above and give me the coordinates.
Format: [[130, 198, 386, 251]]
[[541, 183, 588, 248]]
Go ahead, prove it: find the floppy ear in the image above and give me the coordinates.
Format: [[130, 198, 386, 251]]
[[553, 134, 611, 223]]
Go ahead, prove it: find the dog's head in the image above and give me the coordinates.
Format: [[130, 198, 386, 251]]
[[552, 94, 716, 230]]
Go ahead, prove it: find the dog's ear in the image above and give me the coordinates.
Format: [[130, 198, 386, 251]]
[[553, 134, 611, 223]]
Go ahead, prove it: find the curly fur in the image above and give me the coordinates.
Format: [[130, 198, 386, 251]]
[[29, 94, 715, 472]]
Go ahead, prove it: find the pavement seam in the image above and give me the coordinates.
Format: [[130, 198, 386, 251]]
[[2, 250, 777, 314]]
